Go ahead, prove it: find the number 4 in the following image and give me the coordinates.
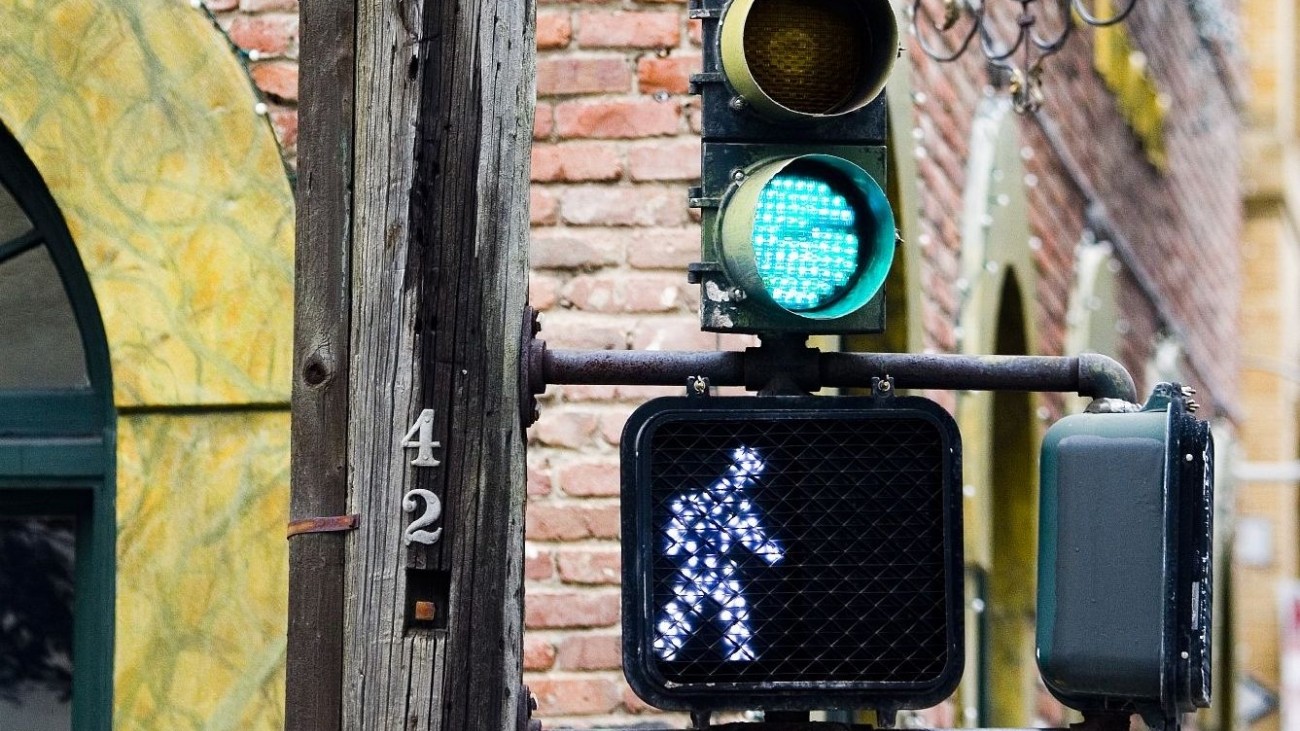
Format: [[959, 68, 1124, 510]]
[[402, 409, 442, 467]]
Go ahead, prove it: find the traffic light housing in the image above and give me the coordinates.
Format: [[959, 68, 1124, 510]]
[[1037, 383, 1214, 729], [689, 0, 900, 334], [621, 394, 964, 713]]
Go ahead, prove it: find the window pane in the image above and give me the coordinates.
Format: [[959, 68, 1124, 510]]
[[0, 515, 75, 731], [0, 246, 89, 389], [0, 183, 33, 245]]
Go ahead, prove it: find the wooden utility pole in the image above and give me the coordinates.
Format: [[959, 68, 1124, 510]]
[[288, 0, 535, 729]]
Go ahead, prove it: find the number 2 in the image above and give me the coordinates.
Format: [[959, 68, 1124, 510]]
[[403, 489, 443, 546]]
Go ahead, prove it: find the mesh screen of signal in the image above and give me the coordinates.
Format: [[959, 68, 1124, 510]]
[[742, 0, 870, 115], [639, 410, 956, 686]]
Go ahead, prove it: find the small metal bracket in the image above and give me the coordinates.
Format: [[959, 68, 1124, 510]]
[[286, 514, 359, 539], [517, 685, 541, 731], [871, 375, 896, 398], [687, 261, 722, 284], [690, 710, 712, 730], [686, 375, 711, 398]]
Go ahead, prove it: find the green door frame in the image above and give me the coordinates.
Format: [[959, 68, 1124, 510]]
[[0, 121, 115, 731]]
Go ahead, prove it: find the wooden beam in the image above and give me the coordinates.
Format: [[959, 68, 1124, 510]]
[[338, 0, 535, 728], [286, 1, 357, 729]]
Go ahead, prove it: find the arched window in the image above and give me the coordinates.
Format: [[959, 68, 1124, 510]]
[[0, 122, 114, 731]]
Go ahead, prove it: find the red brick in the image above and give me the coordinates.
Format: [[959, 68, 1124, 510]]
[[531, 143, 623, 183], [637, 54, 700, 95], [250, 61, 298, 102], [528, 273, 561, 311], [534, 102, 554, 140], [630, 322, 717, 351], [531, 228, 624, 269], [527, 463, 552, 497], [556, 633, 621, 670], [523, 635, 557, 671], [536, 11, 572, 50], [269, 107, 298, 152], [525, 590, 620, 629], [535, 316, 626, 350], [530, 187, 558, 225], [525, 546, 556, 581], [538, 57, 631, 96], [627, 139, 700, 181], [562, 273, 688, 313], [576, 11, 680, 48], [525, 503, 621, 541], [625, 228, 698, 269], [555, 384, 619, 401], [598, 408, 635, 445], [555, 99, 680, 138], [241, 0, 296, 10], [529, 677, 621, 716], [534, 411, 599, 448], [228, 14, 298, 56], [557, 547, 622, 584], [559, 186, 688, 227], [557, 461, 620, 497], [688, 18, 704, 46]]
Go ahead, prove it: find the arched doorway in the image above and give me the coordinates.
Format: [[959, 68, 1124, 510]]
[[0, 122, 115, 731], [953, 98, 1041, 727]]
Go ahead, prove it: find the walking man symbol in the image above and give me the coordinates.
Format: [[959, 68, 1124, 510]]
[[654, 446, 786, 662]]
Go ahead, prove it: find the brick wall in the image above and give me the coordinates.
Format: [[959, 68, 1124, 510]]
[[210, 0, 1241, 726]]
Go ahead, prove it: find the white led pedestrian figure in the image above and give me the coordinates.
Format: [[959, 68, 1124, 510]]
[[654, 446, 785, 662]]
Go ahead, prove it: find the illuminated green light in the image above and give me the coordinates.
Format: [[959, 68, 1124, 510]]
[[752, 173, 860, 311]]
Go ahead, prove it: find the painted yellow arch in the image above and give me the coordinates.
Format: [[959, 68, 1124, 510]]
[[0, 3, 294, 729], [0, 0, 294, 407]]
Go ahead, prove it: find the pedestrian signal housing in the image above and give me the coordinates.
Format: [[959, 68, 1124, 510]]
[[620, 395, 963, 713], [1037, 383, 1214, 730], [689, 0, 901, 335]]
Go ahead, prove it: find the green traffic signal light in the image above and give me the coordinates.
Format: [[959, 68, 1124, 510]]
[[718, 154, 895, 320]]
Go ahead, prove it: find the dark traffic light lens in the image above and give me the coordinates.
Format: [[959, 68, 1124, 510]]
[[720, 0, 898, 121], [743, 0, 867, 115], [753, 170, 861, 311]]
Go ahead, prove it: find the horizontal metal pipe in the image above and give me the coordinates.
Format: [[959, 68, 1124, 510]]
[[540, 347, 1137, 403], [543, 348, 746, 386]]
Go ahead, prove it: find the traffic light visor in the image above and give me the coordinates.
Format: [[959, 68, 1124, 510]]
[[720, 0, 898, 121], [721, 155, 895, 320]]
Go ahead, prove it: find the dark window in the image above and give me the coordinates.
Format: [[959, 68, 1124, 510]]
[[0, 121, 113, 731]]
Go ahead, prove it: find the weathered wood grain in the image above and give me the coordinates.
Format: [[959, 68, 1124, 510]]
[[286, 1, 357, 729], [338, 0, 535, 728]]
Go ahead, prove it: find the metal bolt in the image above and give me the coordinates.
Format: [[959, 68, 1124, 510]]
[[878, 380, 892, 392], [729, 95, 747, 110], [731, 168, 746, 183], [729, 287, 747, 302]]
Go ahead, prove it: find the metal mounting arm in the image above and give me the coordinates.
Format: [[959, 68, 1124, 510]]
[[519, 310, 1137, 426]]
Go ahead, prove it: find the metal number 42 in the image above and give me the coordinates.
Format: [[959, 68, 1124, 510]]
[[401, 409, 442, 467]]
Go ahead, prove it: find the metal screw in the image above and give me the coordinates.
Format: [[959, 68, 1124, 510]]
[[731, 168, 746, 183], [728, 95, 747, 111], [729, 287, 747, 302]]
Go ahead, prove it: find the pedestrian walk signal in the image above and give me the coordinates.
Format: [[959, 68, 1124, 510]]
[[1037, 383, 1214, 731], [620, 396, 963, 712]]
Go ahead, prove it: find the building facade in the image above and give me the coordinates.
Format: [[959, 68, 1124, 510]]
[[523, 0, 1243, 728], [0, 0, 1272, 729]]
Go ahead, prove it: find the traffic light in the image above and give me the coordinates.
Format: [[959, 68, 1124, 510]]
[[1037, 383, 1214, 729], [689, 0, 900, 334], [621, 394, 964, 713]]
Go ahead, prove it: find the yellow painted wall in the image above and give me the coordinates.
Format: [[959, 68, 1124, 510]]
[[115, 412, 290, 731], [0, 1, 294, 728]]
